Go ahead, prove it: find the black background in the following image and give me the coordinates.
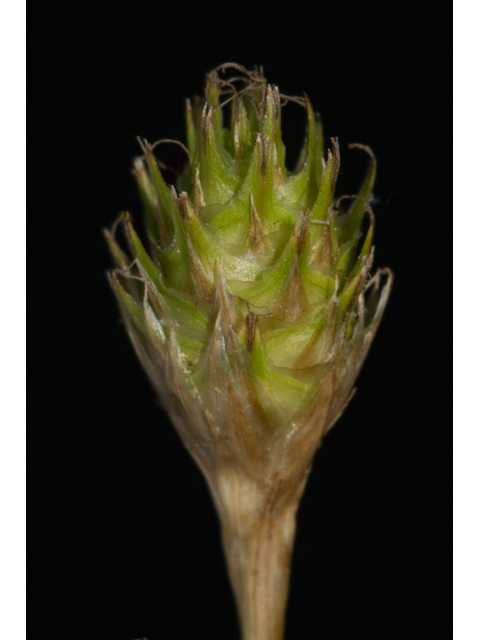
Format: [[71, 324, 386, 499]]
[[30, 2, 451, 639]]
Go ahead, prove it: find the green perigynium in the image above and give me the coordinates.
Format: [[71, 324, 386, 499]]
[[106, 63, 392, 640]]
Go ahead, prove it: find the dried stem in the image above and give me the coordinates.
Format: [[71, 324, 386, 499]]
[[211, 470, 307, 640]]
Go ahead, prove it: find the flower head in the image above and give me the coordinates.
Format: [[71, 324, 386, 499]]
[[106, 63, 392, 639]]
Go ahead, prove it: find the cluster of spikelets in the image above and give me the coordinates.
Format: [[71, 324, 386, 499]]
[[105, 64, 391, 490]]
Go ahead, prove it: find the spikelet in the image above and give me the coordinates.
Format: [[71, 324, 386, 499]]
[[106, 64, 392, 640]]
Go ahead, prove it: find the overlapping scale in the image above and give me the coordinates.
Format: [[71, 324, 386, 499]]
[[107, 67, 392, 437]]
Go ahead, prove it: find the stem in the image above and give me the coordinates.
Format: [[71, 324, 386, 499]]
[[213, 471, 304, 640]]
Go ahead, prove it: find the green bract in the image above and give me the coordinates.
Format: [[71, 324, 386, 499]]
[[106, 64, 392, 640]]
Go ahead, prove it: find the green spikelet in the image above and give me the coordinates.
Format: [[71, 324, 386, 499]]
[[106, 64, 392, 640]]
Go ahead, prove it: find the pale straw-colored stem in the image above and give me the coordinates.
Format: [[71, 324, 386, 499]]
[[213, 470, 305, 640]]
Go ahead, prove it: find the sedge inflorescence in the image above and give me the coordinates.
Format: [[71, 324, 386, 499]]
[[106, 62, 391, 489]]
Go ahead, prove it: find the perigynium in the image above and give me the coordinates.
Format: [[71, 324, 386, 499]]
[[105, 63, 392, 640]]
